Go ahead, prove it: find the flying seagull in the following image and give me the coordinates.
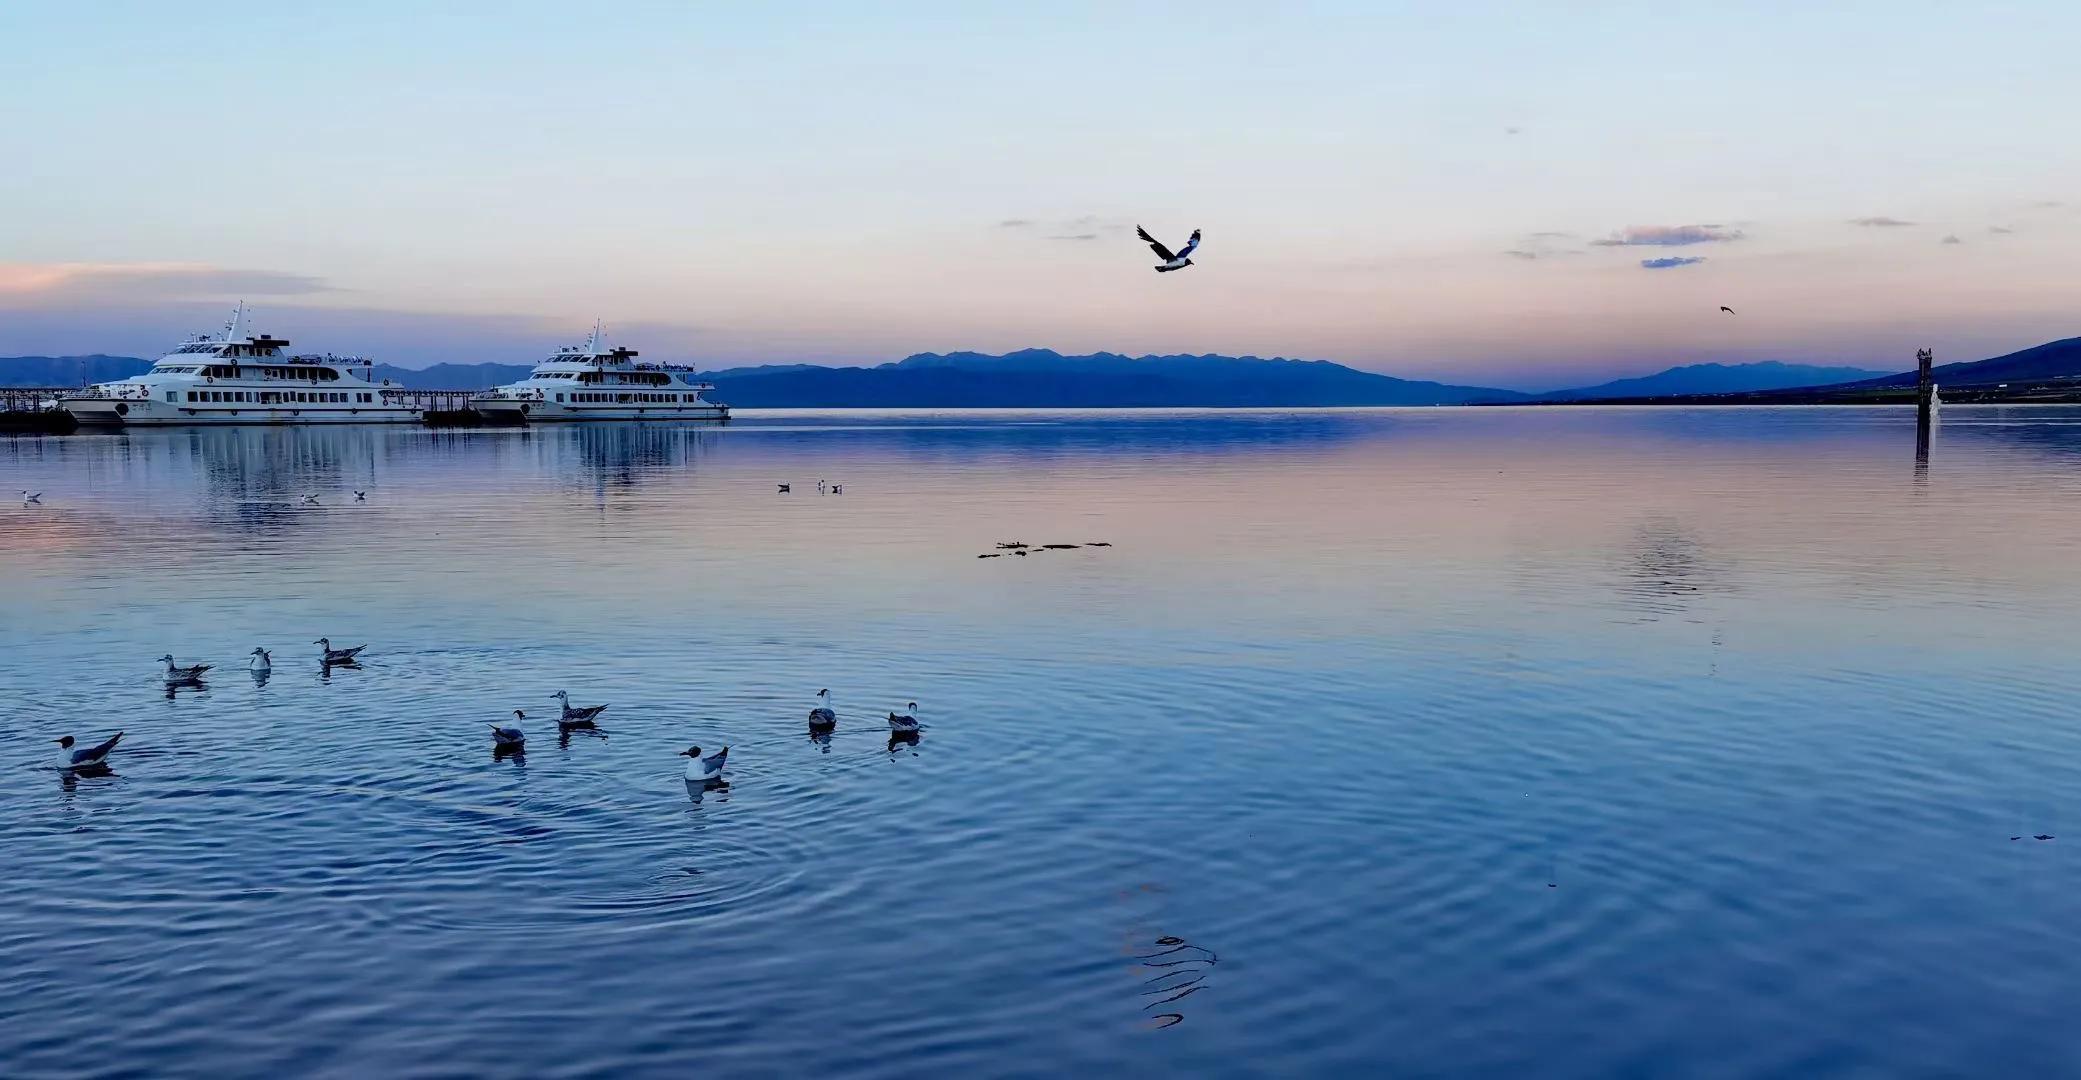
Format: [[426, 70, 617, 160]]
[[20, 490, 41, 504], [57, 732, 123, 770], [1137, 226, 1202, 273], [354, 491, 367, 501], [1719, 306, 1736, 314]]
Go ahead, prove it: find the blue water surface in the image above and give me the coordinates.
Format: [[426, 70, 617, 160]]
[[3, 407, 2080, 1077]]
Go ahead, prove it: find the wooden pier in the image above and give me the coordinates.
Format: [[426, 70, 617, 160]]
[[0, 387, 77, 432]]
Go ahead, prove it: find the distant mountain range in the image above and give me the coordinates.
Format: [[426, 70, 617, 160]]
[[0, 341, 2072, 405], [1535, 361, 1890, 401], [1836, 336, 2081, 390]]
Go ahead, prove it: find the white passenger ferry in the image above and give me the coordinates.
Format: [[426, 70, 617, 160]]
[[61, 306, 419, 426], [471, 323, 728, 423]]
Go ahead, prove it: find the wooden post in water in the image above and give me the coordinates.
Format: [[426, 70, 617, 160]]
[[1915, 347, 1934, 464]]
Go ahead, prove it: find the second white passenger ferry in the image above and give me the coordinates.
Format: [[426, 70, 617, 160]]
[[61, 306, 420, 426], [471, 324, 728, 423]]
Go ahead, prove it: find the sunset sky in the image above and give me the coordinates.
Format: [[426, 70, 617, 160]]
[[2, 2, 2077, 390]]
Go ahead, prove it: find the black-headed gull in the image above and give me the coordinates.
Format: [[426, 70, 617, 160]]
[[19, 490, 41, 505], [491, 711, 526, 747], [1137, 226, 1201, 273], [681, 744, 729, 782], [57, 731, 123, 770], [808, 689, 836, 731], [888, 701, 920, 733]]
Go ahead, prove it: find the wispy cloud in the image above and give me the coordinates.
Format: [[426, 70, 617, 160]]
[[1047, 233, 1099, 242], [1504, 249, 1541, 260], [1593, 225, 1741, 247], [1988, 225, 2016, 235], [0, 262, 330, 301], [1850, 216, 1915, 227], [997, 218, 1034, 228], [1941, 234, 1963, 245], [1640, 256, 1706, 270]]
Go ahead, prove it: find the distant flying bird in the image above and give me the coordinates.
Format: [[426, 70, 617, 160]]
[[1719, 306, 1736, 315], [354, 491, 367, 501], [301, 494, 320, 504], [778, 483, 791, 493], [19, 490, 41, 504], [1137, 226, 1202, 273], [831, 484, 843, 495], [57, 732, 123, 770], [2037, 834, 2056, 841]]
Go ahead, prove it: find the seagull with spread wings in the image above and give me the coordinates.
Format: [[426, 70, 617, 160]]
[[1137, 226, 1202, 273]]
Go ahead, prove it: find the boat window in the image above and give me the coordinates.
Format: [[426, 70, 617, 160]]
[[556, 394, 565, 403], [166, 391, 177, 402]]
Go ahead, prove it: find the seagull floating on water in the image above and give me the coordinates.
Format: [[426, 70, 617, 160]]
[[491, 711, 526, 747], [552, 690, 608, 729], [20, 490, 41, 505], [314, 638, 367, 664], [681, 744, 730, 782], [888, 701, 920, 733], [158, 654, 211, 683], [1137, 226, 1202, 273], [248, 647, 272, 672], [57, 731, 123, 770], [808, 689, 837, 731]]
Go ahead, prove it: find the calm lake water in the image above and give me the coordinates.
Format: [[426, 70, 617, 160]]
[[5, 407, 2081, 1077]]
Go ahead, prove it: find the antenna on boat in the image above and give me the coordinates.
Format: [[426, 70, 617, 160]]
[[586, 318, 603, 354], [221, 301, 247, 342]]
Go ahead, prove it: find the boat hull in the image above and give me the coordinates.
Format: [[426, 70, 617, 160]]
[[62, 396, 423, 426], [472, 398, 729, 423]]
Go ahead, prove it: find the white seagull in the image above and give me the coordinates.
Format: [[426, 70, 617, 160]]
[[1137, 226, 1202, 273], [248, 647, 272, 673], [158, 654, 212, 683], [20, 490, 41, 505], [314, 638, 367, 664], [491, 711, 526, 747], [300, 494, 320, 505], [353, 490, 367, 501], [680, 744, 730, 782], [57, 731, 123, 770], [888, 701, 921, 733], [808, 689, 836, 731]]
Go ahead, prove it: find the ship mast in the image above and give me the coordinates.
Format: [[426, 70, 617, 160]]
[[220, 301, 248, 342]]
